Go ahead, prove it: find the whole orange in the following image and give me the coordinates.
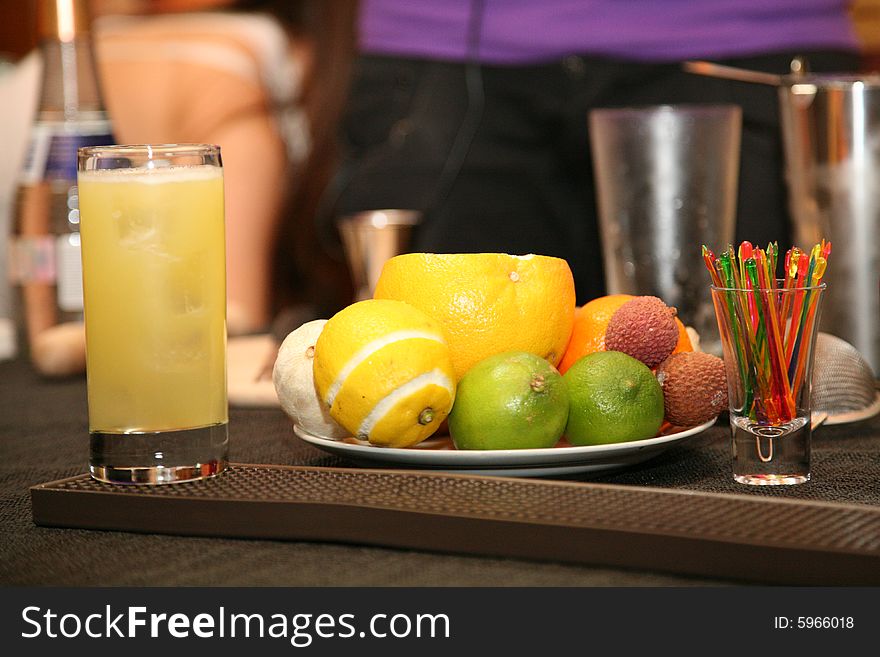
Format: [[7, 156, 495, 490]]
[[557, 294, 632, 374], [558, 295, 695, 374], [671, 317, 694, 355], [373, 253, 576, 379]]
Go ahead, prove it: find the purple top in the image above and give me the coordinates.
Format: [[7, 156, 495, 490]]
[[359, 0, 859, 64]]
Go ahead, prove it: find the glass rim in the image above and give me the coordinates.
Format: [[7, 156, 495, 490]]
[[77, 143, 220, 157], [589, 103, 741, 118], [711, 281, 826, 293]]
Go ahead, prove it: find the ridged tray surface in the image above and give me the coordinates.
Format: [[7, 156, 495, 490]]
[[31, 464, 880, 585]]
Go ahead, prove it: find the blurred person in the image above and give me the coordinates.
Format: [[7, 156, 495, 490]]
[[95, 0, 357, 335], [330, 0, 861, 304], [15, 0, 357, 378]]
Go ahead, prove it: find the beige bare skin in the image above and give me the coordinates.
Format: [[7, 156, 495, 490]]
[[96, 10, 307, 334], [30, 1, 309, 375]]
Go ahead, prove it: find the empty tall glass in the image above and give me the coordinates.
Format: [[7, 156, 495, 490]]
[[590, 105, 741, 355]]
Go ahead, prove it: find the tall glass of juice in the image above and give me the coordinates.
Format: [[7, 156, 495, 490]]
[[77, 144, 228, 484]]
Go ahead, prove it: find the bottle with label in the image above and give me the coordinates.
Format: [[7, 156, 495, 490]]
[[9, 0, 114, 374]]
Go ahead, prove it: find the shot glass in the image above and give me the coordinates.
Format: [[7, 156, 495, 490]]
[[711, 281, 825, 485], [77, 144, 228, 484], [337, 209, 421, 301], [590, 104, 740, 356]]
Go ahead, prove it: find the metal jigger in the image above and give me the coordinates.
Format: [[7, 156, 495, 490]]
[[337, 210, 422, 301]]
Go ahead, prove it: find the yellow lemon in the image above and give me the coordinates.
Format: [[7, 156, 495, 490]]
[[312, 299, 456, 447], [373, 253, 576, 380]]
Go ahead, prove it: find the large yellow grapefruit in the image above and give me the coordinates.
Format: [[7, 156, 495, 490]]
[[373, 253, 576, 379]]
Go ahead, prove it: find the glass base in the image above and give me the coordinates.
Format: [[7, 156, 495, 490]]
[[90, 422, 228, 485], [731, 415, 810, 486], [734, 473, 811, 486]]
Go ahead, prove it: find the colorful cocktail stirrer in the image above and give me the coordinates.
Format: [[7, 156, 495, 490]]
[[703, 240, 830, 425]]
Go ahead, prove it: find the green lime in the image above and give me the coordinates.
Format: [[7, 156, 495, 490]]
[[448, 351, 569, 450], [563, 351, 664, 445]]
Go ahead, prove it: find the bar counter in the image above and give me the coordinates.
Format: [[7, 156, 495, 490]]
[[2, 355, 879, 586]]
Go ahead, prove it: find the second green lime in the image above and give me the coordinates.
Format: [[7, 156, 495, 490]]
[[563, 351, 664, 445]]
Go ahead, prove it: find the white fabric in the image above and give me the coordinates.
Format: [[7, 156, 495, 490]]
[[95, 11, 310, 163]]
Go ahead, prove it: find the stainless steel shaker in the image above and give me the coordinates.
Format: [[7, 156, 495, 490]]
[[684, 61, 880, 375], [779, 73, 880, 375]]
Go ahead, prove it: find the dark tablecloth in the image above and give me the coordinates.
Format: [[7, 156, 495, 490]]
[[2, 356, 879, 586]]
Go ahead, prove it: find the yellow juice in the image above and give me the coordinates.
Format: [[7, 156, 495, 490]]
[[78, 165, 227, 433]]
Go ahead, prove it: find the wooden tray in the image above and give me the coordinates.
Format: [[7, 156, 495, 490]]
[[31, 463, 880, 585]]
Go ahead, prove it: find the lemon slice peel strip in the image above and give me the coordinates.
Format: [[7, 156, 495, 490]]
[[325, 329, 446, 406], [357, 368, 455, 439]]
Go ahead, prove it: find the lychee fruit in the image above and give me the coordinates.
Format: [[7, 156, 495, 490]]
[[656, 351, 728, 427], [605, 296, 678, 368]]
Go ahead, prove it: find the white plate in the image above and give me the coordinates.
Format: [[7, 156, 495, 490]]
[[293, 418, 717, 477]]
